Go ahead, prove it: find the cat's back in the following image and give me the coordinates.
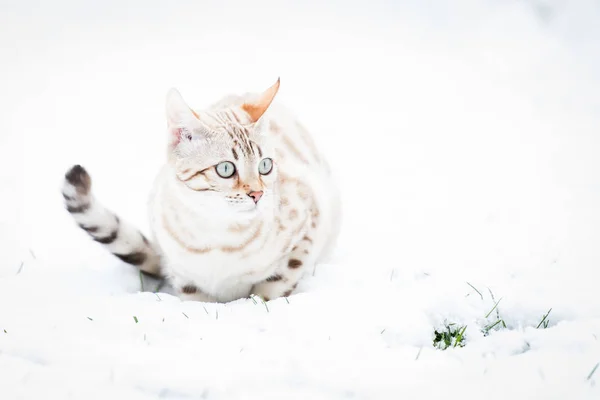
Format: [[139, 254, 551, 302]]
[[265, 103, 341, 263]]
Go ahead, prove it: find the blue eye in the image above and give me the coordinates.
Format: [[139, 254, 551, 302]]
[[258, 158, 273, 175], [216, 161, 236, 178]]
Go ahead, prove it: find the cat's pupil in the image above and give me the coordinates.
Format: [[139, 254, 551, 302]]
[[259, 158, 273, 175], [216, 161, 236, 178]]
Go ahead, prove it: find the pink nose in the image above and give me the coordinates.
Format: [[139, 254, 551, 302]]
[[247, 190, 264, 204]]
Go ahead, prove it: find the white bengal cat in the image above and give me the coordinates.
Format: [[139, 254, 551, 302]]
[[62, 79, 341, 302]]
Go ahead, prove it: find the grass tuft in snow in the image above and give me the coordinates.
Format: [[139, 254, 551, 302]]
[[485, 297, 503, 319], [87, 317, 93, 321], [536, 308, 552, 329], [139, 271, 144, 292], [481, 293, 507, 336], [433, 323, 467, 350], [3, 329, 6, 334], [586, 362, 599, 381], [482, 318, 507, 336], [133, 316, 139, 323], [182, 312, 189, 319], [466, 282, 483, 300]]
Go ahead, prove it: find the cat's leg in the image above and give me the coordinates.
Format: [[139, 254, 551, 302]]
[[169, 272, 216, 302], [251, 234, 313, 301], [178, 284, 216, 302]]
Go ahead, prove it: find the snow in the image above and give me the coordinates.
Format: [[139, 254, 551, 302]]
[[2, 0, 600, 398]]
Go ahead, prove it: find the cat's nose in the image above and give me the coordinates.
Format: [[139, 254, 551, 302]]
[[247, 190, 263, 204]]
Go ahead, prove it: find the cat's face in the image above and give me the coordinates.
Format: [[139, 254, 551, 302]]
[[166, 80, 280, 215]]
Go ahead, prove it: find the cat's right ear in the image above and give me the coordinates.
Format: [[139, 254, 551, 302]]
[[166, 88, 198, 147]]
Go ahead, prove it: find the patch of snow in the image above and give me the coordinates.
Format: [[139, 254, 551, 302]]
[[1, 0, 600, 398]]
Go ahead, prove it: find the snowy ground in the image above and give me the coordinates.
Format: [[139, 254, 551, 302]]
[[2, 0, 600, 398]]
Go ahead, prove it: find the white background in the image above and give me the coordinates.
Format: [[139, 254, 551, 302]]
[[1, 0, 600, 398]]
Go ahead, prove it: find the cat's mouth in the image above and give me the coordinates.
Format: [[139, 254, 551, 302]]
[[239, 204, 259, 213]]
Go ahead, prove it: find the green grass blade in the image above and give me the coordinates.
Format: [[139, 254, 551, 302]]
[[466, 282, 483, 300], [586, 362, 599, 381], [485, 298, 503, 319]]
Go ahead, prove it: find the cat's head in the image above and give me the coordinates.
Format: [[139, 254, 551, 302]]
[[165, 79, 280, 215]]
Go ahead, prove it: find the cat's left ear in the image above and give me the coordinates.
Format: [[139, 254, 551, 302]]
[[241, 78, 280, 123], [165, 88, 199, 147]]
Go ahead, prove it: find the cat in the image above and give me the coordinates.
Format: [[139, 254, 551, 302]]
[[62, 78, 341, 302]]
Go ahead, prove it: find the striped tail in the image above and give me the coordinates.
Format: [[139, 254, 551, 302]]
[[62, 165, 162, 276]]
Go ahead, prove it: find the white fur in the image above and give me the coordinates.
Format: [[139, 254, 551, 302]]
[[146, 90, 341, 302]]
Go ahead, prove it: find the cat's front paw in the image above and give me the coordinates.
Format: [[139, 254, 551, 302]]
[[251, 280, 298, 302]]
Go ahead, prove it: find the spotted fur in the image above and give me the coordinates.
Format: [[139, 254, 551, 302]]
[[62, 79, 341, 303]]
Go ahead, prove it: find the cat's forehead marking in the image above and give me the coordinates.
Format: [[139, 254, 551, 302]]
[[200, 108, 267, 160]]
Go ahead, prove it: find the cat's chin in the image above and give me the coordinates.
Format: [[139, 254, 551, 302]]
[[234, 204, 260, 216]]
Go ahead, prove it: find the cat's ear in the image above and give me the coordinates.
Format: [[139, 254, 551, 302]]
[[166, 88, 198, 146], [241, 78, 280, 123]]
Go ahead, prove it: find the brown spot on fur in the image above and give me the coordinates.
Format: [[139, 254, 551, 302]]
[[311, 206, 320, 219], [67, 203, 90, 213], [232, 147, 239, 160], [311, 222, 317, 229], [65, 165, 91, 195], [93, 230, 118, 244], [283, 289, 293, 297], [63, 193, 74, 201], [78, 224, 98, 233], [275, 217, 285, 233], [181, 284, 198, 294], [303, 235, 313, 243], [191, 109, 200, 119], [289, 209, 298, 220], [266, 274, 283, 282], [288, 259, 302, 269], [114, 252, 146, 266], [221, 220, 264, 253]]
